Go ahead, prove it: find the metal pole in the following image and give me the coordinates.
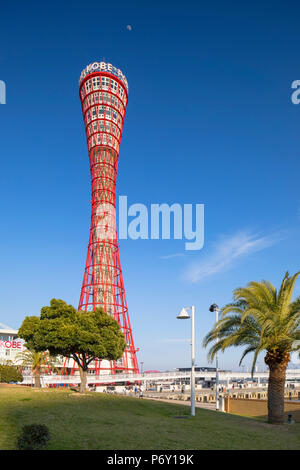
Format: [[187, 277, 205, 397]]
[[191, 306, 195, 417], [215, 308, 219, 410]]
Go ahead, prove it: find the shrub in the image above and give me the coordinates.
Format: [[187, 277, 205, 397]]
[[17, 424, 50, 450], [0, 365, 23, 383]]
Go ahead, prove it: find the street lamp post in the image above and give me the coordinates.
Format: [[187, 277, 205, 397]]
[[209, 303, 220, 410], [177, 306, 195, 417]]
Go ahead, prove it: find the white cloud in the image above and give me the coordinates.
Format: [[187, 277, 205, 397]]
[[184, 230, 284, 283], [161, 253, 185, 260]]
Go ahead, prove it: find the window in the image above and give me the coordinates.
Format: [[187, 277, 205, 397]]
[[101, 77, 109, 90], [111, 79, 118, 93], [86, 110, 92, 123], [92, 77, 100, 90], [85, 79, 91, 92]]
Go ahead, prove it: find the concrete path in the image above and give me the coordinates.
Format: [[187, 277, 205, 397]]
[[143, 396, 216, 411]]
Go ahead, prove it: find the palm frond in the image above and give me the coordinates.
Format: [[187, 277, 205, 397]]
[[203, 271, 300, 370]]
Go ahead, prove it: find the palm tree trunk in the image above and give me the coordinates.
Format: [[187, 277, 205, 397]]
[[266, 356, 288, 424], [34, 371, 41, 389]]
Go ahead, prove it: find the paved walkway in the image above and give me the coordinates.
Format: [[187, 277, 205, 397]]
[[143, 396, 216, 411]]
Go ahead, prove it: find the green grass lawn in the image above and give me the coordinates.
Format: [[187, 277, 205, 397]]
[[1, 386, 300, 450]]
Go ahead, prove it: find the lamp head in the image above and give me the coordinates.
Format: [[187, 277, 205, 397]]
[[209, 303, 219, 312], [177, 307, 190, 320]]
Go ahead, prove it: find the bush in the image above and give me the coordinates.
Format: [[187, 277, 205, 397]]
[[0, 365, 23, 383], [17, 424, 50, 450]]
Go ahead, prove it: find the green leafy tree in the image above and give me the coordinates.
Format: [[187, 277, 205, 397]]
[[16, 350, 59, 388], [0, 364, 23, 383], [203, 271, 300, 424], [18, 299, 126, 393]]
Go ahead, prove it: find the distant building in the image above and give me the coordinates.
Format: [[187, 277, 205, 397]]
[[0, 322, 24, 364], [177, 367, 230, 373]]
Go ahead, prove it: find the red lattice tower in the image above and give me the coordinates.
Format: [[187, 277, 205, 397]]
[[78, 61, 139, 375]]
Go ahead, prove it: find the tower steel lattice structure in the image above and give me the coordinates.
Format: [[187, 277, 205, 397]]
[[78, 62, 139, 375]]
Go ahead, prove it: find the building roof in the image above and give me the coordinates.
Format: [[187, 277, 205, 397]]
[[0, 322, 18, 335]]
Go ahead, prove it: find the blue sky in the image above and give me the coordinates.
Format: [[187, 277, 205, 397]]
[[1, 0, 300, 371]]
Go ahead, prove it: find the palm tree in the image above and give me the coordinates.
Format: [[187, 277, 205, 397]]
[[16, 350, 59, 388], [203, 271, 300, 424]]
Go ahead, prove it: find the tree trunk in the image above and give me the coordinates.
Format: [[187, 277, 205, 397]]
[[34, 372, 41, 389], [79, 367, 87, 393], [265, 352, 289, 424]]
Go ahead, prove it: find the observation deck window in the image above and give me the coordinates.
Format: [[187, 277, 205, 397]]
[[111, 80, 118, 93], [85, 79, 91, 92], [101, 77, 109, 89], [92, 77, 100, 90]]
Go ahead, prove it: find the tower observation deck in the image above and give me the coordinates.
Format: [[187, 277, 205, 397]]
[[78, 61, 139, 375]]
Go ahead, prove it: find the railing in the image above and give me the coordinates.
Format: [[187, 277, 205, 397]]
[[20, 368, 300, 386]]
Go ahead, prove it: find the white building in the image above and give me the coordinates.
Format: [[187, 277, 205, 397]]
[[0, 322, 25, 364]]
